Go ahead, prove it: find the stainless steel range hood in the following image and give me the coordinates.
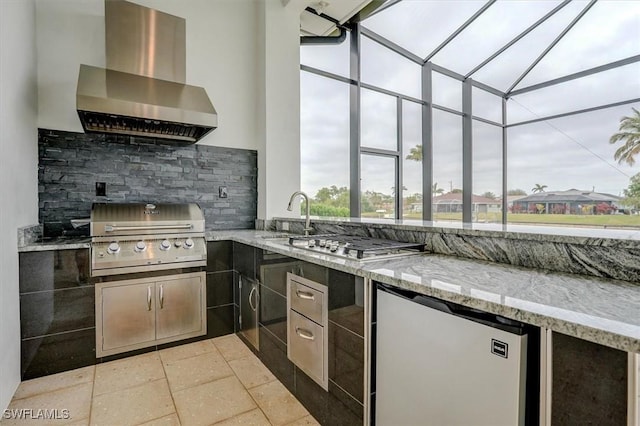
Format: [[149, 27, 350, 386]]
[[76, 0, 217, 143]]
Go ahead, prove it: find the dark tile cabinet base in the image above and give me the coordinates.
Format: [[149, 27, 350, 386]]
[[19, 241, 236, 379], [19, 249, 95, 379], [551, 332, 628, 425], [233, 243, 365, 425]]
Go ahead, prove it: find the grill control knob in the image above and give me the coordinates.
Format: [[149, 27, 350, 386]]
[[184, 238, 195, 249], [107, 242, 120, 254], [160, 240, 171, 251], [134, 241, 146, 252], [174, 241, 183, 248]]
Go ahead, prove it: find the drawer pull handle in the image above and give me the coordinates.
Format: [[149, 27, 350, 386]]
[[296, 290, 315, 300], [295, 327, 315, 341], [147, 286, 152, 311]]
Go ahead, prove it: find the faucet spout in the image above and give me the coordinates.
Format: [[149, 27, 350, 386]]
[[287, 191, 312, 236]]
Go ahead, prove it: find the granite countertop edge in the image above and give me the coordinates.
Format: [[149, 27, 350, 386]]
[[18, 230, 640, 353]]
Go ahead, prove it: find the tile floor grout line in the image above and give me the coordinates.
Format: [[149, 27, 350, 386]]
[[10, 369, 95, 402], [158, 351, 183, 426], [225, 346, 276, 426], [86, 365, 96, 425], [93, 376, 168, 398]]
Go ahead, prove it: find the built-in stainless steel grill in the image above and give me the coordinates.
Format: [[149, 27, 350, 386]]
[[90, 202, 207, 276]]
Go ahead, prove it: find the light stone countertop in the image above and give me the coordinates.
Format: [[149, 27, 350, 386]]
[[17, 229, 640, 352], [210, 230, 640, 353]]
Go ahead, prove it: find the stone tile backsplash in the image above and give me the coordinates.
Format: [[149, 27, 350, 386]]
[[38, 129, 257, 236]]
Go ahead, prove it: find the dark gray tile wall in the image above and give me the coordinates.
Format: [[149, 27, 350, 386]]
[[38, 129, 257, 236]]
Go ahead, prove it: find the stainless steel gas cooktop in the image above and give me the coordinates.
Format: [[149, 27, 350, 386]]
[[286, 234, 426, 261]]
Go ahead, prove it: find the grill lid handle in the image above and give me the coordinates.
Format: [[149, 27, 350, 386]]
[[104, 224, 193, 232]]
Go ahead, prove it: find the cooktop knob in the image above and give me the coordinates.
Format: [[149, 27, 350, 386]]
[[160, 239, 171, 251], [107, 242, 120, 254], [134, 241, 146, 252], [184, 238, 194, 249], [174, 241, 183, 248]]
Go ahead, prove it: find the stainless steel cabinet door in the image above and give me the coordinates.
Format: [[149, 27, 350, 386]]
[[101, 282, 155, 351], [156, 275, 204, 340], [239, 275, 259, 350]]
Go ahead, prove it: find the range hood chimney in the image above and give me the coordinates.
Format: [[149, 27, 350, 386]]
[[76, 0, 217, 143]]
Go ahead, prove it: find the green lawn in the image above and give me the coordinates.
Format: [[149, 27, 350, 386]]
[[399, 212, 640, 228]]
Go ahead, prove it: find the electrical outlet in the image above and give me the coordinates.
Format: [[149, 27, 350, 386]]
[[96, 182, 106, 196], [219, 186, 228, 198], [281, 222, 289, 231]]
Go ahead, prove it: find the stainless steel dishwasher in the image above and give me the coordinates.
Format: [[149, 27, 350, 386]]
[[375, 283, 538, 426]]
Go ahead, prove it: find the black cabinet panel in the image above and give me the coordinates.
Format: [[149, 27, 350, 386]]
[[259, 284, 287, 343], [328, 322, 364, 404], [206, 271, 233, 308], [19, 250, 90, 293], [21, 328, 96, 380], [20, 286, 95, 339], [233, 242, 256, 279], [206, 305, 235, 339], [552, 332, 627, 425], [326, 381, 363, 426], [295, 366, 329, 423], [259, 325, 294, 392], [207, 241, 232, 272]]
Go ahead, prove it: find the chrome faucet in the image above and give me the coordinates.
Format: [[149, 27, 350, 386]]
[[287, 191, 312, 236]]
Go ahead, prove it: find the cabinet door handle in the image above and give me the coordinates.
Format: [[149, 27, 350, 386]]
[[248, 286, 257, 312], [159, 284, 164, 309], [147, 286, 152, 311], [295, 327, 315, 341], [296, 289, 315, 300]]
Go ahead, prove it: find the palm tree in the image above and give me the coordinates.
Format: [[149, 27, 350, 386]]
[[531, 184, 547, 193], [609, 107, 640, 166], [432, 182, 444, 195], [406, 145, 422, 161]]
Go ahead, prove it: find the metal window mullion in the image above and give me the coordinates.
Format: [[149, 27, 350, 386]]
[[424, 0, 498, 63], [508, 54, 640, 97], [505, 98, 640, 128], [462, 79, 473, 223], [300, 64, 355, 85], [397, 97, 403, 219], [361, 27, 424, 65], [422, 63, 434, 221], [433, 104, 464, 116], [506, 0, 598, 95], [360, 147, 400, 156], [360, 82, 424, 105], [502, 98, 508, 225], [350, 24, 361, 217], [465, 0, 571, 79], [471, 115, 502, 127], [431, 64, 505, 97]]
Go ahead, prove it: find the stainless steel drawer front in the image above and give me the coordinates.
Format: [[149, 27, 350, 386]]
[[289, 279, 325, 325], [289, 310, 325, 385]]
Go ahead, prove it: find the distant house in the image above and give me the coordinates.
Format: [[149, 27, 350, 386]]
[[511, 189, 622, 214], [432, 193, 501, 213]]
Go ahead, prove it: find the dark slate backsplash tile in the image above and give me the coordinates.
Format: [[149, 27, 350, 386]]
[[38, 129, 257, 236]]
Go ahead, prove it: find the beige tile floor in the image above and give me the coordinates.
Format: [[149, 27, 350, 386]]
[[1, 335, 319, 426]]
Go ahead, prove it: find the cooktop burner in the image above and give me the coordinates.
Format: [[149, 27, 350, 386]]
[[287, 234, 426, 261]]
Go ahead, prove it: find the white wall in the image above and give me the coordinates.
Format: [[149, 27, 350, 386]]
[[256, 0, 306, 220], [36, 0, 259, 151], [0, 0, 39, 411], [36, 0, 305, 219]]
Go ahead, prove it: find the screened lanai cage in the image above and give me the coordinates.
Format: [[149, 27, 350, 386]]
[[299, 0, 640, 229]]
